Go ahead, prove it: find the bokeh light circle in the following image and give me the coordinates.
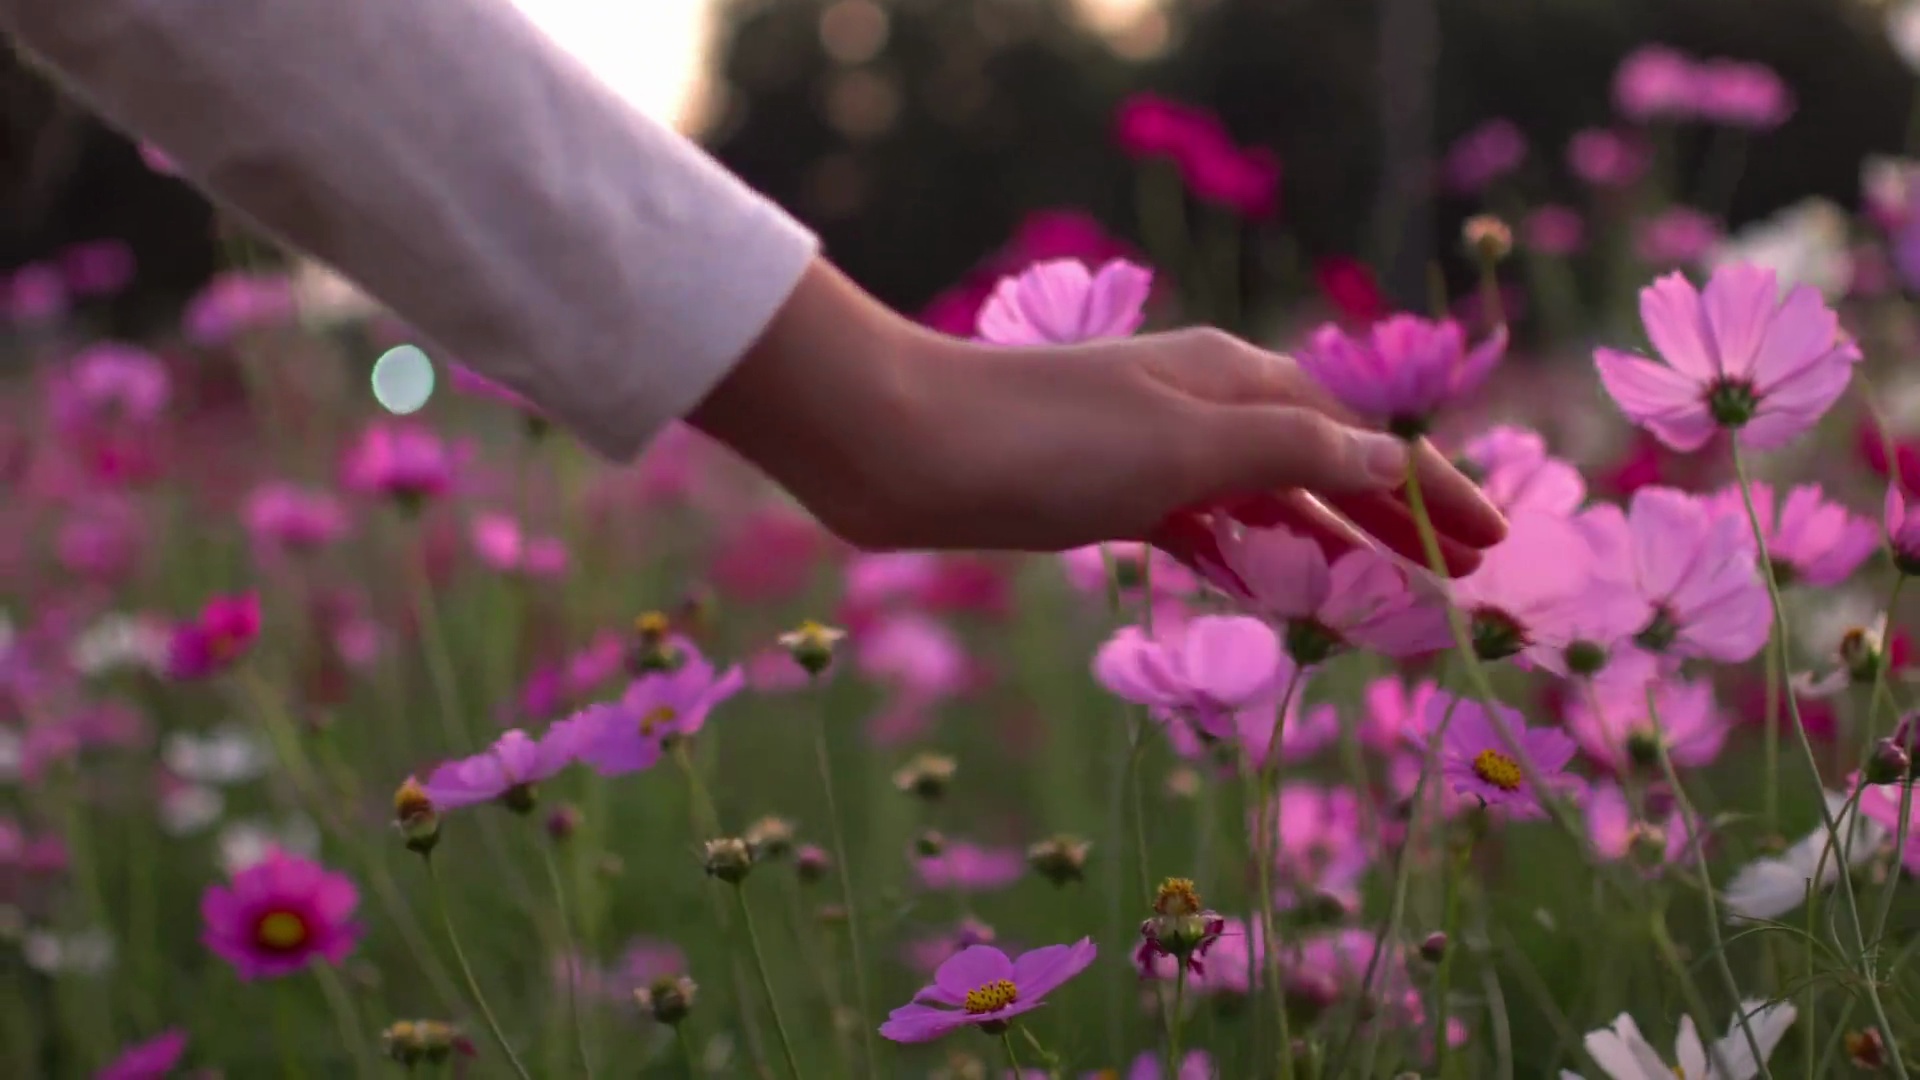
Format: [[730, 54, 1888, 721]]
[[371, 345, 435, 415]]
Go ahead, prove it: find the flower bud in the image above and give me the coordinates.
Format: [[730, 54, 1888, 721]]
[[702, 837, 754, 884], [500, 782, 537, 815], [393, 777, 439, 855], [1627, 821, 1670, 868], [1463, 214, 1513, 263], [744, 816, 797, 860], [1867, 738, 1911, 786], [1626, 727, 1664, 769], [1025, 834, 1092, 886], [380, 1019, 463, 1065], [794, 844, 831, 883], [1419, 931, 1448, 963], [913, 829, 947, 857], [1165, 765, 1202, 799], [893, 752, 957, 801], [1846, 1027, 1886, 1071], [778, 620, 844, 676], [626, 611, 683, 675], [1153, 877, 1202, 917], [1841, 626, 1885, 684], [1563, 640, 1608, 677], [545, 804, 582, 844], [634, 974, 698, 1025]]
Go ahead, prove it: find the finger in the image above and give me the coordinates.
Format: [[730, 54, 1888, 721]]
[[1326, 491, 1484, 577], [1219, 491, 1371, 558], [1401, 439, 1508, 548], [1186, 403, 1411, 503]]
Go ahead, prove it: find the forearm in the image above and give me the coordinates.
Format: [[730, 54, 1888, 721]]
[[0, 0, 818, 459]]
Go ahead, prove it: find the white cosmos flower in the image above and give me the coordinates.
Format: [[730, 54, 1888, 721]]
[[1561, 1000, 1796, 1079], [1707, 198, 1851, 299], [217, 814, 320, 874], [1724, 791, 1884, 922], [163, 725, 271, 786], [69, 613, 169, 677], [160, 784, 225, 836], [23, 926, 117, 975]]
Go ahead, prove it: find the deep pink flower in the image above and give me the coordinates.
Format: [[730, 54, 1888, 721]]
[[182, 272, 297, 346], [1887, 486, 1920, 575], [1707, 482, 1877, 586], [97, 1028, 188, 1080], [975, 258, 1152, 345], [1585, 782, 1698, 871], [1449, 511, 1594, 664], [920, 276, 996, 337], [243, 483, 350, 553], [1595, 265, 1858, 451], [1094, 615, 1284, 740], [1113, 93, 1227, 162], [1314, 255, 1389, 326], [1184, 143, 1281, 219], [1634, 208, 1722, 266], [1566, 128, 1653, 188], [470, 513, 568, 578], [1460, 425, 1585, 519], [50, 343, 171, 434], [1521, 205, 1587, 256], [1444, 119, 1527, 193], [993, 209, 1140, 272], [59, 239, 137, 299], [1613, 45, 1700, 121], [341, 421, 458, 503], [915, 842, 1026, 893], [418, 728, 578, 811], [556, 652, 745, 776], [201, 849, 360, 980], [1585, 487, 1769, 663], [1566, 652, 1730, 772], [166, 593, 261, 680], [1296, 315, 1506, 435], [1694, 60, 1794, 130], [1437, 694, 1578, 819], [879, 939, 1096, 1043], [1197, 522, 1449, 663]]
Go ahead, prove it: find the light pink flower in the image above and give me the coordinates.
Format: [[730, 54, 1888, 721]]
[[1613, 45, 1700, 121], [1093, 616, 1284, 740], [914, 842, 1026, 893], [1707, 482, 1877, 587], [417, 728, 579, 811], [1449, 512, 1594, 663], [1259, 783, 1373, 911], [1296, 315, 1506, 436], [1522, 205, 1587, 256], [1634, 208, 1722, 266], [855, 612, 969, 699], [1566, 652, 1730, 773], [1359, 676, 1440, 752], [1567, 128, 1653, 188], [1694, 60, 1794, 130], [974, 258, 1152, 345], [470, 513, 568, 578], [1058, 542, 1197, 601], [182, 272, 297, 346], [1586, 487, 1769, 664], [1444, 118, 1527, 193], [1594, 265, 1858, 451], [1460, 425, 1586, 519], [49, 343, 170, 433], [1585, 782, 1699, 871], [243, 483, 350, 553], [557, 651, 746, 777]]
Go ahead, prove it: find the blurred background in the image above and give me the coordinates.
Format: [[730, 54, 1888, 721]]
[[1, 0, 1916, 326]]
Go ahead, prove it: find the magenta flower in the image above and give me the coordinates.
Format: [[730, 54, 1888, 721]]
[[1708, 482, 1877, 586], [181, 272, 297, 346], [1184, 143, 1281, 219], [243, 483, 350, 554], [1125, 1050, 1216, 1080], [418, 728, 578, 811], [557, 652, 745, 776], [1522, 205, 1587, 256], [1295, 314, 1506, 437], [1633, 207, 1722, 266], [1094, 616, 1284, 740], [1595, 265, 1858, 451], [1058, 542, 1198, 601], [1566, 653, 1731, 773], [1113, 93, 1226, 163], [1613, 45, 1700, 121], [470, 513, 568, 579], [201, 849, 360, 980], [97, 1028, 188, 1080], [1566, 128, 1652, 189], [49, 344, 170, 434], [59, 239, 137, 299], [916, 841, 1026, 893], [1586, 782, 1697, 870], [1886, 487, 1920, 576], [1460, 425, 1586, 519], [1694, 59, 1793, 130], [1449, 512, 1594, 664], [1197, 523, 1450, 663], [1444, 118, 1527, 193], [974, 258, 1152, 345], [341, 421, 459, 504], [1261, 783, 1373, 911], [1586, 487, 1769, 663], [1437, 695, 1578, 819], [166, 592, 261, 680], [1359, 676, 1441, 752], [6, 262, 70, 323], [879, 939, 1096, 1042]]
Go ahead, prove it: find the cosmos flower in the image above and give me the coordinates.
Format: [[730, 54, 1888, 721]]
[[417, 728, 579, 812], [1437, 695, 1579, 819], [974, 258, 1151, 346], [879, 939, 1096, 1043], [1582, 487, 1769, 665], [1295, 315, 1506, 437], [1564, 1000, 1796, 1080], [557, 650, 745, 776], [1094, 616, 1285, 741], [1706, 481, 1876, 587], [200, 849, 360, 980], [165, 593, 261, 680], [97, 1028, 189, 1080]]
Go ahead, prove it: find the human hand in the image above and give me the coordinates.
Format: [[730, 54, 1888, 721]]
[[689, 260, 1506, 572]]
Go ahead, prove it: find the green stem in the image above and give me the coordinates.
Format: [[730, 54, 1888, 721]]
[[1867, 574, 1912, 955], [809, 678, 878, 1075], [1003, 1029, 1023, 1074], [733, 887, 805, 1080], [314, 962, 378, 1078], [676, 1023, 701, 1078], [540, 846, 594, 1077], [426, 858, 534, 1080], [1167, 964, 1189, 1078], [1257, 671, 1305, 1080], [1765, 636, 1783, 836], [1431, 838, 1470, 1077]]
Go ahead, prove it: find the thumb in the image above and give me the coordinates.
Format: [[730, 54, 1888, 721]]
[[1188, 404, 1410, 499]]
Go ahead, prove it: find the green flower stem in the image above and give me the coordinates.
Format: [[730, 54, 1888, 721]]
[[733, 886, 804, 1080], [540, 845, 593, 1077], [1431, 836, 1470, 1077], [1167, 963, 1189, 1079], [314, 961, 378, 1078], [1256, 670, 1305, 1080], [425, 858, 533, 1080], [1866, 573, 1911, 955], [809, 673, 878, 1076]]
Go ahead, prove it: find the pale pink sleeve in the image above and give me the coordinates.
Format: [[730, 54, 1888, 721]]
[[0, 0, 819, 459]]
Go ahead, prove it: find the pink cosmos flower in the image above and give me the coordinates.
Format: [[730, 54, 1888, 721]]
[[57, 499, 144, 583], [1159, 678, 1338, 770], [1595, 265, 1858, 451], [1583, 487, 1769, 664], [1886, 486, 1920, 576], [417, 728, 578, 811], [557, 651, 746, 776], [1196, 523, 1450, 664], [1058, 542, 1198, 601], [1565, 653, 1731, 773], [166, 593, 261, 680], [879, 939, 1096, 1043], [1694, 60, 1793, 130], [1613, 46, 1700, 121], [991, 209, 1141, 273], [1855, 775, 1920, 873], [915, 842, 1026, 893], [181, 272, 298, 346], [1460, 425, 1586, 519], [7, 262, 70, 323], [1444, 118, 1527, 193], [201, 849, 360, 980], [1113, 93, 1227, 162], [97, 1028, 189, 1080], [1123, 1050, 1216, 1080], [1260, 783, 1373, 911], [1634, 207, 1722, 266], [1280, 929, 1420, 1027], [1094, 616, 1284, 740], [243, 482, 350, 553], [1567, 128, 1653, 188], [1184, 143, 1281, 219], [1436, 695, 1578, 819], [904, 918, 1000, 975], [49, 344, 171, 434], [1295, 314, 1506, 436], [1359, 676, 1441, 752], [855, 612, 969, 700], [974, 258, 1152, 346], [1707, 482, 1877, 587], [1585, 782, 1697, 870], [470, 513, 568, 578], [59, 239, 137, 299], [1449, 512, 1594, 664], [1522, 205, 1587, 256], [341, 421, 459, 504]]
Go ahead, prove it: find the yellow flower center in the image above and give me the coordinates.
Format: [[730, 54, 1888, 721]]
[[256, 910, 309, 951], [962, 978, 1019, 1014], [634, 611, 671, 638], [1471, 749, 1523, 792], [1154, 876, 1202, 916], [640, 706, 677, 736]]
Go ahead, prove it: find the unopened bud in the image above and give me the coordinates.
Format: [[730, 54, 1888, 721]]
[[380, 1019, 463, 1065], [1025, 834, 1092, 886], [1563, 640, 1608, 677], [1626, 728, 1663, 769], [500, 782, 537, 815], [635, 974, 698, 1025], [913, 829, 947, 857], [702, 837, 754, 884], [744, 815, 796, 860], [1846, 1027, 1887, 1070], [1165, 765, 1202, 799], [778, 620, 844, 676], [545, 804, 582, 844], [1419, 931, 1448, 963], [1867, 738, 1911, 786], [1841, 627, 1885, 684], [893, 752, 957, 800], [794, 844, 831, 884], [1463, 214, 1513, 263], [627, 611, 684, 675], [1627, 822, 1670, 868], [393, 777, 439, 855]]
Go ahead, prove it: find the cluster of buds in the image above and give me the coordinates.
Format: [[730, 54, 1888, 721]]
[[744, 816, 797, 861], [778, 620, 845, 676], [893, 752, 957, 801], [1025, 834, 1091, 886], [379, 1020, 469, 1066], [634, 974, 698, 1025], [393, 778, 439, 856], [626, 611, 684, 675], [1133, 877, 1226, 977], [703, 837, 756, 884]]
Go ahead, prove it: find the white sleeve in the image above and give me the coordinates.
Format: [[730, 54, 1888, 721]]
[[0, 0, 820, 459]]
